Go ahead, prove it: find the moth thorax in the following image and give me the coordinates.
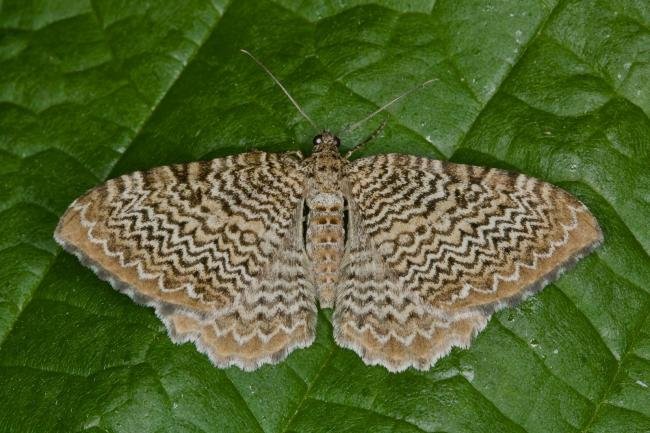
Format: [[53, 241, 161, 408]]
[[306, 192, 345, 308]]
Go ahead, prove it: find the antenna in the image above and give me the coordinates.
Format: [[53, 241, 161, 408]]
[[343, 78, 437, 133], [240, 49, 319, 130]]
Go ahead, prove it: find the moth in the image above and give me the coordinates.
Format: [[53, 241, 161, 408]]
[[54, 51, 603, 372]]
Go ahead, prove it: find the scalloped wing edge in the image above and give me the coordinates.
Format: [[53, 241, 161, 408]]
[[332, 230, 602, 373], [54, 230, 317, 371]]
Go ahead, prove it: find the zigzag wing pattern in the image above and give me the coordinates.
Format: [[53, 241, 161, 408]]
[[54, 151, 316, 370], [335, 154, 602, 372]]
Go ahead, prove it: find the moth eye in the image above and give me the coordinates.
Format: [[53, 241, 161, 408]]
[[334, 136, 341, 147], [313, 135, 323, 145]]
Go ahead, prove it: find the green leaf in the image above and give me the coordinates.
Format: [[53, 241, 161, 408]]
[[1, 0, 648, 432]]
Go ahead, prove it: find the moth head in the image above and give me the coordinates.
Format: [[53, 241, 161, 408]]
[[313, 131, 341, 151]]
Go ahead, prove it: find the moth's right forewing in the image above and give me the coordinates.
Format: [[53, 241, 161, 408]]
[[55, 152, 317, 370]]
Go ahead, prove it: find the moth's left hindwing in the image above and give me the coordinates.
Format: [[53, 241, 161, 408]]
[[334, 154, 602, 372]]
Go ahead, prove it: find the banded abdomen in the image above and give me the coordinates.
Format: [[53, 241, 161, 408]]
[[306, 191, 345, 308]]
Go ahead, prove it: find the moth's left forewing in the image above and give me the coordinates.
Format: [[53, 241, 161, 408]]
[[335, 154, 602, 372], [433, 161, 604, 316]]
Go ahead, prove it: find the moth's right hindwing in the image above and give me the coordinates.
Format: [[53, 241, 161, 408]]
[[55, 152, 317, 370]]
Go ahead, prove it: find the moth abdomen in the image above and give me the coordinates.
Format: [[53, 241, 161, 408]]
[[305, 191, 345, 308]]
